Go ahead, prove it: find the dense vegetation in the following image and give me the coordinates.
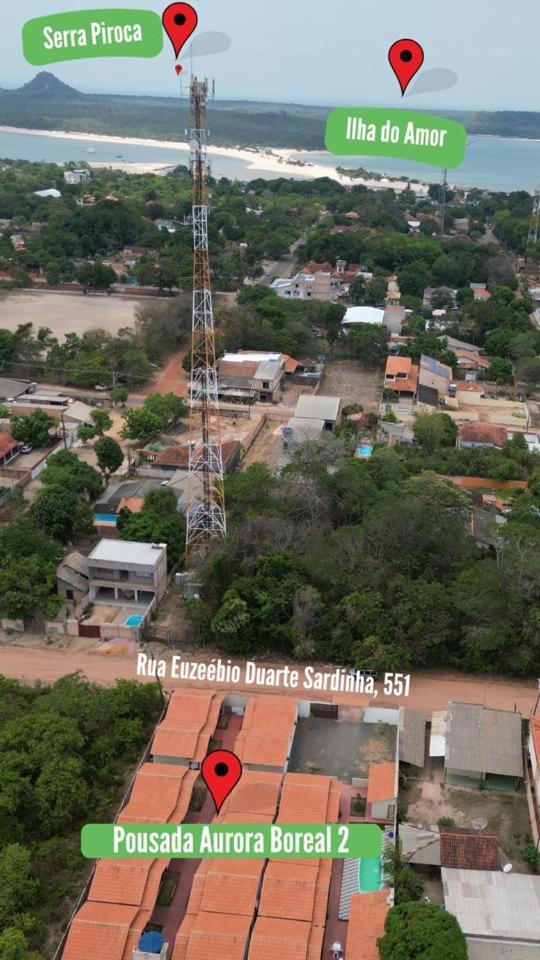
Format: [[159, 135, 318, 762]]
[[0, 439, 185, 620], [2, 74, 540, 148], [378, 902, 467, 960], [187, 432, 540, 677], [0, 673, 162, 959]]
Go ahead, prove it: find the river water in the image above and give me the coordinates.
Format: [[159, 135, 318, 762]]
[[0, 128, 538, 192]]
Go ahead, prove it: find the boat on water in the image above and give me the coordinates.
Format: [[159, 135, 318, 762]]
[[85, 147, 96, 154]]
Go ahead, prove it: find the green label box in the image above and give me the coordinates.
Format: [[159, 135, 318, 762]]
[[82, 822, 383, 859], [23, 9, 164, 65], [325, 107, 467, 169]]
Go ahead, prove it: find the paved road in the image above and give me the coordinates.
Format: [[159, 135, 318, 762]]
[[0, 644, 537, 718]]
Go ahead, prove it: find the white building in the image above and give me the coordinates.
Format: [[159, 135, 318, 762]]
[[33, 188, 61, 199], [87, 540, 168, 609], [64, 169, 92, 185], [341, 306, 386, 330], [271, 272, 338, 302]]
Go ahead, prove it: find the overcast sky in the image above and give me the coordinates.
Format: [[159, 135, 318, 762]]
[[3, 0, 539, 111]]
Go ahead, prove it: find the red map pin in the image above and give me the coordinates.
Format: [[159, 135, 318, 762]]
[[162, 2, 198, 60], [201, 750, 242, 813], [388, 39, 424, 96]]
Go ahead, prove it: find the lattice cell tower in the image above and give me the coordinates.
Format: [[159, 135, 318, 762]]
[[185, 75, 226, 556]]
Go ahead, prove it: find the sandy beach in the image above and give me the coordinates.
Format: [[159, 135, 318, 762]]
[[0, 125, 429, 194]]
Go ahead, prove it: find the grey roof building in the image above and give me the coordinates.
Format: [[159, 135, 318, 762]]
[[294, 394, 341, 430], [445, 702, 523, 789], [399, 707, 426, 767], [442, 868, 540, 950]]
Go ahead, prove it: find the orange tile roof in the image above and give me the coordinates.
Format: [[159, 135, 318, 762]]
[[385, 355, 412, 376], [439, 829, 499, 870], [234, 696, 297, 769], [62, 902, 150, 960], [118, 763, 197, 824], [217, 771, 281, 820], [258, 861, 319, 921], [172, 911, 252, 960], [249, 917, 324, 960], [458, 422, 507, 447], [277, 773, 338, 823], [88, 858, 164, 909], [346, 891, 390, 960], [530, 717, 540, 765], [117, 496, 144, 514], [151, 690, 223, 762], [367, 763, 396, 804], [0, 432, 19, 459], [188, 858, 264, 916]]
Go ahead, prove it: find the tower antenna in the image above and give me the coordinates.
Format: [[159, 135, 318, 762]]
[[185, 76, 226, 558]]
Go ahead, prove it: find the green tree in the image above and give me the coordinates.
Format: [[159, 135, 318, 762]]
[[517, 357, 540, 391], [77, 424, 96, 443], [110, 386, 129, 406], [94, 435, 124, 478], [40, 450, 103, 501], [77, 261, 116, 290], [413, 412, 458, 451], [121, 408, 163, 443], [90, 409, 112, 435], [0, 845, 37, 929], [30, 485, 77, 542], [118, 488, 185, 568], [346, 323, 390, 366], [378, 902, 467, 960], [488, 356, 513, 385], [10, 410, 55, 447], [349, 275, 365, 304]]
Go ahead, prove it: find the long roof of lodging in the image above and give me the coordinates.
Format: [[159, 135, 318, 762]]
[[248, 916, 324, 960], [172, 911, 253, 960], [118, 763, 198, 824], [234, 696, 297, 768], [187, 858, 264, 916], [171, 770, 282, 959], [251, 773, 340, 953], [62, 902, 151, 960], [345, 891, 390, 960], [87, 859, 164, 909], [151, 690, 223, 763]]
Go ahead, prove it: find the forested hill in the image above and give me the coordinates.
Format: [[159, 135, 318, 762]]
[[0, 73, 539, 147]]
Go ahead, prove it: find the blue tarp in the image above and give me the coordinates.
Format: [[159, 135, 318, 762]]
[[138, 931, 164, 953]]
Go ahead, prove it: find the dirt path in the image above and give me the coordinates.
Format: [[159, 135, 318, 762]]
[[0, 644, 536, 717], [153, 348, 190, 398]]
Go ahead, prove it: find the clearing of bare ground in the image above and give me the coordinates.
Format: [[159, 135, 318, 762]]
[[319, 360, 382, 410], [0, 290, 145, 337], [401, 774, 532, 870]]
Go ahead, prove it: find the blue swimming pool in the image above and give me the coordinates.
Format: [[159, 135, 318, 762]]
[[94, 513, 118, 524], [358, 856, 382, 892], [124, 614, 144, 627], [357, 445, 373, 459]]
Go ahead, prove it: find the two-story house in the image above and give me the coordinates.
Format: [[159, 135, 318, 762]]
[[217, 352, 285, 403], [87, 540, 168, 610]]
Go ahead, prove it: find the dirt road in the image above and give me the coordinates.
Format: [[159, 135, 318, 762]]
[[0, 644, 536, 718], [154, 348, 190, 398]]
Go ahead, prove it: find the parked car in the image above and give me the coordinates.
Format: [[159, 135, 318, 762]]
[[21, 444, 33, 453]]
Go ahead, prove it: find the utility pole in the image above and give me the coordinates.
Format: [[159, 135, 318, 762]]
[[185, 76, 226, 559]]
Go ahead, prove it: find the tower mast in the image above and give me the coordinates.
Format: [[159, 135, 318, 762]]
[[185, 76, 226, 557]]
